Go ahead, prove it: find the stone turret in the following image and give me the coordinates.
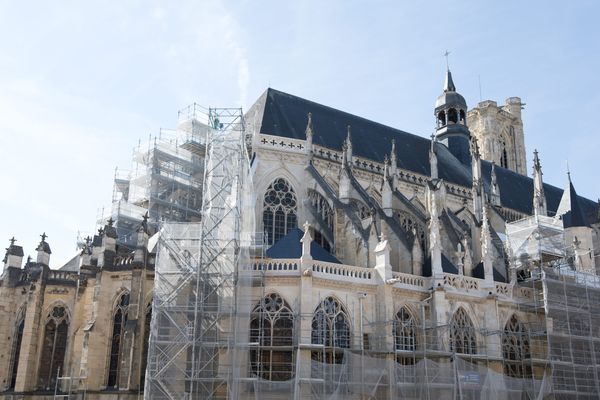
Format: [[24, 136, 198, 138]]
[[35, 233, 51, 266], [532, 149, 547, 217], [434, 69, 471, 165], [3, 237, 24, 269]]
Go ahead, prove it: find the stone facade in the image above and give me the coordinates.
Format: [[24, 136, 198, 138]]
[[468, 97, 527, 175], [1, 71, 599, 399]]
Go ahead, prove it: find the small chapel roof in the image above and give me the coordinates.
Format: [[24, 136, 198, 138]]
[[266, 228, 341, 264]]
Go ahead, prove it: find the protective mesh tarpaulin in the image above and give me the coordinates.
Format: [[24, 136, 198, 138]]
[[239, 350, 549, 399]]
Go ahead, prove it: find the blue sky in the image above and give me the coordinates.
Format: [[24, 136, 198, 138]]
[[1, 1, 599, 267]]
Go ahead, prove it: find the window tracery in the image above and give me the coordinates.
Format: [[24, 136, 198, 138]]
[[449, 308, 477, 355], [108, 292, 130, 388], [500, 136, 509, 168], [263, 178, 297, 245], [249, 293, 294, 381], [502, 315, 532, 378], [395, 307, 417, 365], [311, 297, 351, 364], [396, 211, 427, 249], [38, 306, 69, 390], [308, 190, 334, 232]]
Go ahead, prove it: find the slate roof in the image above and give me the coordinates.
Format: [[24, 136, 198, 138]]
[[255, 88, 597, 221], [555, 178, 588, 227], [422, 255, 459, 277], [472, 262, 507, 283], [266, 228, 341, 263]]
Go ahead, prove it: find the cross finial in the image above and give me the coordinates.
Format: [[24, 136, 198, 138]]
[[84, 236, 91, 245], [443, 50, 451, 70], [40, 232, 47, 242], [107, 217, 114, 227], [566, 160, 571, 181], [9, 237, 16, 246]]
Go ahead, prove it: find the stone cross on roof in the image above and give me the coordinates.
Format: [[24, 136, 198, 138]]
[[443, 50, 451, 69], [40, 232, 48, 242]]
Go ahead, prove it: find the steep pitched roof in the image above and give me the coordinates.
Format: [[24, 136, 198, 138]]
[[266, 228, 341, 263], [555, 176, 588, 227], [253, 88, 597, 220]]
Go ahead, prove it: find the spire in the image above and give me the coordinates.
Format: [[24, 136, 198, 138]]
[[345, 125, 353, 164], [555, 172, 587, 227], [444, 69, 456, 92], [429, 133, 438, 180], [305, 112, 313, 156], [532, 149, 547, 217], [490, 162, 501, 206], [434, 63, 470, 164], [471, 136, 483, 222], [389, 139, 397, 173], [481, 205, 495, 288]]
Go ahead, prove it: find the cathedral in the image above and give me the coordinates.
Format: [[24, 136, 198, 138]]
[[1, 69, 599, 400]]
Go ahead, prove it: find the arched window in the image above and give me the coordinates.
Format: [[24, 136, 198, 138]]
[[502, 315, 532, 378], [448, 108, 458, 123], [9, 311, 25, 390], [140, 304, 152, 389], [108, 292, 130, 388], [263, 178, 297, 245], [308, 190, 334, 232], [437, 111, 446, 127], [449, 308, 477, 355], [459, 109, 466, 123], [311, 297, 351, 364], [249, 293, 294, 381], [500, 137, 509, 168], [395, 307, 417, 365], [38, 306, 69, 390], [396, 212, 427, 250]]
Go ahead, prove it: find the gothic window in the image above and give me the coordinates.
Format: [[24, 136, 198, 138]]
[[448, 108, 458, 123], [449, 308, 477, 355], [437, 111, 446, 127], [350, 199, 370, 220], [396, 211, 427, 249], [311, 297, 351, 364], [9, 313, 25, 390], [502, 315, 532, 378], [108, 292, 130, 388], [500, 137, 509, 168], [395, 307, 417, 365], [249, 293, 294, 381], [38, 306, 69, 390], [263, 178, 298, 245], [459, 109, 466, 123], [308, 190, 334, 232], [140, 304, 152, 388]]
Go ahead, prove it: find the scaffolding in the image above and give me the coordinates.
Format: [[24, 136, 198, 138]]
[[141, 107, 600, 398], [145, 107, 251, 399], [101, 105, 210, 248]]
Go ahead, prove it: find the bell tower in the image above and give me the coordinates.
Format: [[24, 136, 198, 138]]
[[434, 67, 471, 165]]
